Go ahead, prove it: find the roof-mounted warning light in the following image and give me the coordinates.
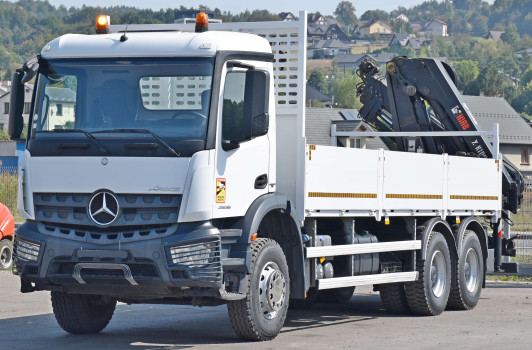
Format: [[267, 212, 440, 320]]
[[195, 13, 209, 33], [96, 15, 110, 34]]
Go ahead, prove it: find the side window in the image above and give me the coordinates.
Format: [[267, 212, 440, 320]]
[[222, 71, 246, 142]]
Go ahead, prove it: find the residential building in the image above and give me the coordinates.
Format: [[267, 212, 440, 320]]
[[463, 95, 532, 178], [336, 53, 397, 71], [307, 15, 349, 41], [423, 19, 448, 37], [306, 84, 332, 107], [359, 20, 393, 36], [388, 33, 416, 48], [406, 38, 432, 51], [308, 39, 351, 59], [392, 13, 409, 23], [486, 30, 504, 40], [0, 84, 33, 132], [307, 13, 327, 26], [305, 107, 388, 150], [279, 12, 295, 21]]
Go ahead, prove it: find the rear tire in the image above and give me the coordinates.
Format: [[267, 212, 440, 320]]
[[379, 283, 410, 314], [0, 239, 13, 270], [51, 292, 116, 334], [447, 231, 483, 310], [405, 231, 451, 316], [227, 238, 289, 341]]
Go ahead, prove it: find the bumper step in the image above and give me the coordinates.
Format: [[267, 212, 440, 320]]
[[316, 271, 418, 290], [306, 240, 421, 258]]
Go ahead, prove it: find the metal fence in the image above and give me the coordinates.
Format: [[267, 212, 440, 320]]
[[0, 167, 19, 221], [510, 185, 532, 260]]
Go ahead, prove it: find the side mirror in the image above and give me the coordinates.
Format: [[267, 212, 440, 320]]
[[8, 69, 25, 140], [243, 70, 270, 139]]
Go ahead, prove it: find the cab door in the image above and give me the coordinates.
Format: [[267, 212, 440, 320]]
[[213, 63, 271, 218]]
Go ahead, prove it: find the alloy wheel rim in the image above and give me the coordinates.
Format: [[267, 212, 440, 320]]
[[464, 248, 480, 293], [259, 262, 286, 320], [430, 250, 446, 298]]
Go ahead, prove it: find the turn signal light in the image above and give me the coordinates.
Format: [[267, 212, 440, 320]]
[[96, 15, 110, 34], [195, 13, 209, 33]]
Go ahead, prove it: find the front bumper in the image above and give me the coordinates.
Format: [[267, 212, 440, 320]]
[[13, 221, 246, 300]]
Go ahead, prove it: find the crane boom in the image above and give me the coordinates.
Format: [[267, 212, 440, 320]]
[[356, 56, 524, 214]]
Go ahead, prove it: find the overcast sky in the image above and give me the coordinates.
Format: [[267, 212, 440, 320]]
[[39, 1, 438, 17]]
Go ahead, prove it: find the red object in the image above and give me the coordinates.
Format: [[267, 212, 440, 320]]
[[0, 203, 15, 239]]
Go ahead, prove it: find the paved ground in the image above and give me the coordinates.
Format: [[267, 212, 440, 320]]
[[1, 272, 531, 349]]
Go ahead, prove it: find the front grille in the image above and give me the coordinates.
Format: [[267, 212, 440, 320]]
[[34, 193, 181, 227], [165, 237, 222, 282], [38, 222, 177, 245]]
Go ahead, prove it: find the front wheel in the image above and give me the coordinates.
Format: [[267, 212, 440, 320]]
[[51, 292, 116, 334], [0, 239, 13, 270], [227, 238, 289, 341]]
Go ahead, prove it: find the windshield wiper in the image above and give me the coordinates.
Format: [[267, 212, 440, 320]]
[[93, 129, 180, 156], [37, 129, 111, 156]]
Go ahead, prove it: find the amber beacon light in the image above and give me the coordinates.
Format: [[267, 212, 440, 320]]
[[96, 15, 110, 34], [195, 13, 209, 33]]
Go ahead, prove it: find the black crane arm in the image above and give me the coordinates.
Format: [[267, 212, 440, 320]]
[[356, 57, 524, 214]]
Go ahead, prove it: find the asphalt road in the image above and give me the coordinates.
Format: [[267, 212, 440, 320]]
[[1, 272, 531, 350]]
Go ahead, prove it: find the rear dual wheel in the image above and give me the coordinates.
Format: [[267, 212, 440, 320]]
[[405, 231, 451, 316], [447, 231, 483, 310]]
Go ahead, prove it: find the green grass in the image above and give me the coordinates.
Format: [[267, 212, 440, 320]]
[[487, 275, 532, 282]]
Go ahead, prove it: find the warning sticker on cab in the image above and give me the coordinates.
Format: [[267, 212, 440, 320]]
[[216, 178, 226, 203]]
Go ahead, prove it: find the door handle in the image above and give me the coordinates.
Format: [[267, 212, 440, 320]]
[[254, 174, 268, 189]]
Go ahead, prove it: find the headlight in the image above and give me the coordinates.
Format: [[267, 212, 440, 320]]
[[167, 240, 219, 267]]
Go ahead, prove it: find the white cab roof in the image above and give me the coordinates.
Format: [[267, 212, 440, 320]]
[[41, 31, 272, 59]]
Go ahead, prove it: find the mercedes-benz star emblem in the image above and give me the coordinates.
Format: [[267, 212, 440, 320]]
[[88, 191, 119, 226]]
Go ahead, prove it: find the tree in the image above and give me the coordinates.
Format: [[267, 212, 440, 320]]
[[330, 75, 362, 109], [471, 14, 488, 36], [334, 1, 357, 26], [308, 70, 328, 94], [477, 63, 505, 96], [360, 10, 389, 23], [453, 60, 480, 89], [501, 24, 520, 49]]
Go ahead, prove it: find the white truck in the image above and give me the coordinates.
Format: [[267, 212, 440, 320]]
[[8, 12, 518, 340]]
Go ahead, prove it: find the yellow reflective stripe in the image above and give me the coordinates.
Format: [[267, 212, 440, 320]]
[[386, 194, 442, 199], [308, 192, 377, 198], [450, 195, 498, 200]]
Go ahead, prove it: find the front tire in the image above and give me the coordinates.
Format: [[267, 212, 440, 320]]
[[0, 239, 13, 270], [227, 238, 289, 341], [51, 292, 116, 334], [405, 231, 451, 316], [447, 231, 483, 310]]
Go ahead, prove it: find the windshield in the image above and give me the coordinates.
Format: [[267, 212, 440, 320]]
[[29, 57, 214, 157]]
